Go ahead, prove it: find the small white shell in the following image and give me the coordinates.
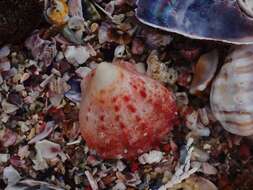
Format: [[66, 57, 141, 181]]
[[210, 45, 253, 136], [64, 46, 90, 65]]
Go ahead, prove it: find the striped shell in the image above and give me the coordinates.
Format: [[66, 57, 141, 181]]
[[210, 45, 253, 136]]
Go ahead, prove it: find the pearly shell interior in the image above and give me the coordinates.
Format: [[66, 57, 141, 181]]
[[136, 0, 253, 44], [210, 45, 253, 136]]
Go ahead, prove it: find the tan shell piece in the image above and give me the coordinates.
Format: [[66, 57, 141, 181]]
[[169, 176, 217, 190], [210, 45, 253, 136], [190, 50, 218, 94]]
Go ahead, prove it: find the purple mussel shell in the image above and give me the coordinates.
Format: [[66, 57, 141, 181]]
[[136, 0, 253, 44]]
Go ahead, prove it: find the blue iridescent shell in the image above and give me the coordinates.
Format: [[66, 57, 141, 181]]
[[136, 0, 253, 44]]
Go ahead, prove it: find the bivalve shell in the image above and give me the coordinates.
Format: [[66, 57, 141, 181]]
[[136, 0, 253, 44], [210, 45, 253, 136]]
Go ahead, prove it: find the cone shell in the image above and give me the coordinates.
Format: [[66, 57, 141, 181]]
[[210, 45, 253, 136]]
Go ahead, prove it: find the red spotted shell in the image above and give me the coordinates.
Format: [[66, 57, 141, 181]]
[[79, 62, 177, 159]]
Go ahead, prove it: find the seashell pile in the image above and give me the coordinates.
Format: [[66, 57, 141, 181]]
[[210, 45, 253, 136], [1, 0, 253, 189]]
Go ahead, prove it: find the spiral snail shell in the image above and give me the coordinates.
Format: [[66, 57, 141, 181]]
[[210, 45, 253, 136]]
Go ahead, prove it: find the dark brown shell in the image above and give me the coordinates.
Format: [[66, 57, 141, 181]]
[[0, 0, 43, 45]]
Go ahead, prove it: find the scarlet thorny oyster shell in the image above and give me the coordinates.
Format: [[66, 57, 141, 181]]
[[210, 45, 253, 136], [79, 62, 177, 159], [136, 0, 253, 44]]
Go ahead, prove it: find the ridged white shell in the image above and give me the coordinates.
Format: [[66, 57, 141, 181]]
[[210, 45, 253, 136], [238, 0, 253, 18]]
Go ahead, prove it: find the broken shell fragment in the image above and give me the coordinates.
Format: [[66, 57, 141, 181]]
[[79, 62, 177, 159], [3, 165, 21, 186], [5, 179, 64, 190], [210, 45, 253, 136], [25, 33, 57, 67], [82, 0, 101, 21], [136, 0, 253, 44], [62, 16, 86, 44], [190, 50, 218, 94], [169, 176, 217, 190], [64, 45, 90, 65], [68, 0, 83, 18], [147, 51, 178, 84]]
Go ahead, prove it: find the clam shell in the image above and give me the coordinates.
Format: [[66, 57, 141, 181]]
[[210, 45, 253, 136], [136, 0, 253, 44]]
